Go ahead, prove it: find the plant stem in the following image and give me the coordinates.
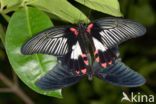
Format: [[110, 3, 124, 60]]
[[0, 73, 34, 104], [12, 71, 19, 86], [1, 13, 10, 22], [0, 88, 13, 93], [0, 24, 5, 46]]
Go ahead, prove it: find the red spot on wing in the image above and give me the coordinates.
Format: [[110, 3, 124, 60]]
[[81, 68, 87, 74], [76, 70, 80, 74], [84, 60, 88, 65], [108, 61, 112, 65], [70, 28, 78, 36], [94, 50, 100, 62], [101, 63, 107, 68], [94, 50, 98, 55], [81, 53, 89, 65], [96, 57, 100, 62], [86, 23, 94, 33], [81, 54, 86, 58]]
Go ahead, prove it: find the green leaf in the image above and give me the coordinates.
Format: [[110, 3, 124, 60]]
[[1, 0, 20, 8], [75, 0, 123, 17], [5, 7, 62, 98], [30, 0, 89, 23]]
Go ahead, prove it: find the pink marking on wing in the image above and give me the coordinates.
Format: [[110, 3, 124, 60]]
[[108, 61, 112, 65], [94, 50, 98, 55], [81, 68, 87, 74], [101, 63, 107, 68], [70, 28, 78, 36], [76, 70, 80, 74], [96, 57, 100, 62], [81, 53, 86, 58], [84, 60, 89, 65], [86, 23, 94, 33]]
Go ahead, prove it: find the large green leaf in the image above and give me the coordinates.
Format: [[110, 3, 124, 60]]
[[75, 0, 123, 17], [5, 7, 62, 98], [30, 0, 89, 23], [1, 0, 20, 8]]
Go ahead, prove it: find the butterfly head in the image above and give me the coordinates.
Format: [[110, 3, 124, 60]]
[[78, 23, 94, 33], [78, 23, 86, 31]]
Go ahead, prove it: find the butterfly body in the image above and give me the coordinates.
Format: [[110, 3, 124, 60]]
[[21, 17, 146, 90], [70, 23, 96, 79]]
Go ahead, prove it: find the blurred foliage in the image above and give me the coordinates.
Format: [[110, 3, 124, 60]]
[[6, 7, 61, 98], [0, 0, 156, 104]]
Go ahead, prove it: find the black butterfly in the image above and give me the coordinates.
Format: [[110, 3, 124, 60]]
[[21, 17, 146, 90]]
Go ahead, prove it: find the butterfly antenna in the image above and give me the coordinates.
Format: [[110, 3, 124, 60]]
[[77, 0, 85, 23], [85, 0, 92, 23], [77, 0, 92, 23], [87, 6, 92, 20], [78, 9, 82, 23]]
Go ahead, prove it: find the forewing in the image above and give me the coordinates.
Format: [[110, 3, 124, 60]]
[[91, 17, 146, 48], [35, 63, 83, 90], [21, 26, 77, 56]]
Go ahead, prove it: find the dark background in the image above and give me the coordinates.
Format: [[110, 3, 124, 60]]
[[0, 0, 156, 104]]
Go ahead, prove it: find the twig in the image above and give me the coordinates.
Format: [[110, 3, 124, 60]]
[[1, 13, 10, 22], [12, 71, 19, 86], [0, 24, 5, 46], [0, 88, 13, 93], [0, 72, 34, 104]]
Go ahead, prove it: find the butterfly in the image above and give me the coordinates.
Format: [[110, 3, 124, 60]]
[[21, 17, 146, 90]]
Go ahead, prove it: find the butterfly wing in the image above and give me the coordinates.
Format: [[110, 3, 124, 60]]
[[94, 59, 146, 87], [91, 17, 146, 48], [21, 26, 77, 56], [91, 18, 146, 86], [93, 37, 119, 68], [59, 41, 88, 75], [35, 63, 84, 90]]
